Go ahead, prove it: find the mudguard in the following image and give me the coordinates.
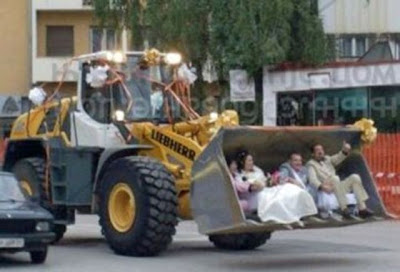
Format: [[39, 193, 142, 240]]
[[93, 145, 153, 193], [191, 126, 388, 235]]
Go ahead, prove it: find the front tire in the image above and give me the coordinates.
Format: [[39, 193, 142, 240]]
[[99, 156, 178, 256], [30, 247, 48, 264], [209, 232, 271, 250]]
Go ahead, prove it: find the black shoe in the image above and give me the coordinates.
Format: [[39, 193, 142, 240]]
[[359, 208, 374, 219], [341, 208, 363, 221], [341, 208, 354, 220]]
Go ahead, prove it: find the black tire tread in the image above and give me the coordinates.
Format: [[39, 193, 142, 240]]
[[99, 156, 178, 256], [13, 157, 66, 242], [30, 248, 48, 264], [209, 232, 271, 250]]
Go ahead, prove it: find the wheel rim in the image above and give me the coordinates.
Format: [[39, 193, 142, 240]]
[[108, 183, 136, 233], [20, 180, 33, 196]]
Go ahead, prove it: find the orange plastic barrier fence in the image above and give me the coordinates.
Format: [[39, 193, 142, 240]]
[[363, 133, 400, 217]]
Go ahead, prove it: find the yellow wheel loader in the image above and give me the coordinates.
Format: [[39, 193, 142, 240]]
[[3, 50, 388, 256]]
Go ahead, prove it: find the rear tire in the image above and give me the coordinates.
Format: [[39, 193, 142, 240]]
[[13, 157, 67, 243], [209, 232, 271, 250], [30, 247, 48, 264], [99, 156, 178, 256], [13, 158, 46, 200]]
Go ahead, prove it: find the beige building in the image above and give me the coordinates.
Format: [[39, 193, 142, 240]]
[[0, 0, 127, 138]]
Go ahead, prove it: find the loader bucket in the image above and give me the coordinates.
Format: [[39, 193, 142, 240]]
[[191, 126, 388, 235]]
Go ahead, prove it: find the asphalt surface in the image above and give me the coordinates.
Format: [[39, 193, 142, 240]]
[[1, 215, 400, 272]]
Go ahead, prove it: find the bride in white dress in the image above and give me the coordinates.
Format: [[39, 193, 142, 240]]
[[236, 151, 317, 224]]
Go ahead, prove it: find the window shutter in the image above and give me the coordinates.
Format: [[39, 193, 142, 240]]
[[46, 26, 74, 56]]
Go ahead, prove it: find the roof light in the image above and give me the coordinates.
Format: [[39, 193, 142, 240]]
[[105, 51, 126, 63], [113, 51, 125, 63], [165, 53, 182, 65], [209, 112, 219, 123], [106, 51, 114, 61]]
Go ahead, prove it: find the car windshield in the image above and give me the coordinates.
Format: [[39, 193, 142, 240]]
[[0, 175, 26, 202], [113, 55, 182, 122]]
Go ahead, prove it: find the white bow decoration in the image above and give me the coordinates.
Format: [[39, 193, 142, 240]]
[[28, 87, 47, 106], [86, 65, 110, 88]]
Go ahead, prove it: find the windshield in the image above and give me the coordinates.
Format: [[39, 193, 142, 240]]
[[0, 175, 26, 202], [114, 56, 182, 122], [81, 55, 187, 124]]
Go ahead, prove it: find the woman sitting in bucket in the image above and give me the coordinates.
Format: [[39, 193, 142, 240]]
[[228, 150, 318, 224]]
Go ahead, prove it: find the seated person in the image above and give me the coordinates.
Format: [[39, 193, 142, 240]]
[[279, 152, 353, 219], [234, 151, 317, 224], [306, 141, 374, 219], [150, 83, 164, 118], [227, 156, 264, 213], [279, 152, 318, 201]]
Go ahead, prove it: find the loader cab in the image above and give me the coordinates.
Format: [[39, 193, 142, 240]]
[[71, 51, 184, 148], [79, 53, 182, 126]]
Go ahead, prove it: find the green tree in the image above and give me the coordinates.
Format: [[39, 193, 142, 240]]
[[288, 0, 328, 64], [93, 0, 328, 78]]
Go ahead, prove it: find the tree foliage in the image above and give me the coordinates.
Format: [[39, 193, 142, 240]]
[[93, 0, 328, 78]]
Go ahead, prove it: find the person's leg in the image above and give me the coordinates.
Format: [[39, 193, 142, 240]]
[[306, 185, 318, 204], [341, 174, 369, 210], [329, 176, 348, 211]]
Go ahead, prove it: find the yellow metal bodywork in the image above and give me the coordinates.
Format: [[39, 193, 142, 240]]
[[108, 183, 136, 233], [10, 94, 239, 220], [10, 97, 75, 145], [130, 111, 239, 219], [20, 180, 33, 196]]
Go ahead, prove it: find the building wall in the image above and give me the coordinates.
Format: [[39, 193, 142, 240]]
[[37, 11, 95, 57], [319, 0, 400, 34], [0, 0, 30, 96]]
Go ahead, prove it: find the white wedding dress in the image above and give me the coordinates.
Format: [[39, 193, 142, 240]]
[[241, 166, 318, 224]]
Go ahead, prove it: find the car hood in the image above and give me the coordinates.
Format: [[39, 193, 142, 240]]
[[0, 201, 53, 220]]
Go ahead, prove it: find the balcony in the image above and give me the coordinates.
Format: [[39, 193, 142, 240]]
[[33, 0, 93, 11], [32, 57, 79, 83]]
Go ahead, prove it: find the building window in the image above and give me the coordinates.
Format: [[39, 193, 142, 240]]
[[370, 86, 400, 132], [338, 37, 353, 58], [46, 26, 74, 56], [277, 92, 313, 126], [315, 88, 368, 126], [90, 28, 117, 52], [337, 35, 369, 58], [355, 37, 367, 56], [395, 40, 400, 60], [277, 86, 400, 132]]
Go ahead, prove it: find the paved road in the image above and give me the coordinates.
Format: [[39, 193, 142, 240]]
[[1, 215, 400, 271]]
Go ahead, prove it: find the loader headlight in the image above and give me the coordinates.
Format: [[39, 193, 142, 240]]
[[114, 110, 125, 122], [165, 53, 182, 65], [36, 222, 50, 232], [209, 112, 219, 123]]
